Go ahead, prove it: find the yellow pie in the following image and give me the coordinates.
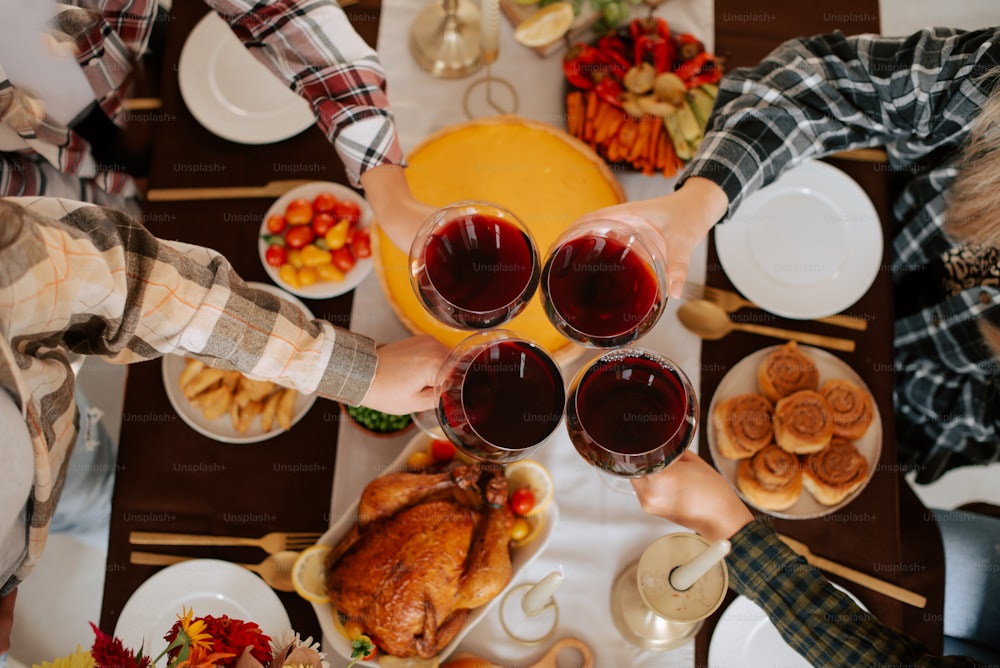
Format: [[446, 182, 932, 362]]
[[374, 115, 626, 361]]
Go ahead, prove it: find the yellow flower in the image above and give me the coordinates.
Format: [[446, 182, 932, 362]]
[[177, 606, 213, 651], [32, 646, 96, 668]]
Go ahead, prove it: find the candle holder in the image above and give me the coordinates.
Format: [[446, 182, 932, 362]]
[[410, 0, 483, 78], [461, 0, 518, 117], [499, 570, 563, 645], [610, 533, 729, 651]]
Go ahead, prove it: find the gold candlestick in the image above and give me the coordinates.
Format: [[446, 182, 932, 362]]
[[410, 0, 483, 78]]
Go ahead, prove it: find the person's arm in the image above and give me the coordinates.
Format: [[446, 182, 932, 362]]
[[1, 196, 444, 413], [581, 27, 1000, 298], [632, 450, 976, 667]]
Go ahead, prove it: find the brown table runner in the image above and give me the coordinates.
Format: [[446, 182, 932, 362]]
[[694, 2, 945, 664], [98, 0, 383, 640]]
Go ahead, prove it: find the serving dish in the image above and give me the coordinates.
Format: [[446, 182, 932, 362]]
[[314, 431, 559, 665]]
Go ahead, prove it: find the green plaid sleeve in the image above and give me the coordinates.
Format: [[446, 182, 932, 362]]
[[726, 519, 975, 667]]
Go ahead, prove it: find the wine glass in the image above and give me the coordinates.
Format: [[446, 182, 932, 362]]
[[540, 219, 667, 348], [430, 329, 565, 464], [409, 201, 540, 330], [565, 348, 697, 487]]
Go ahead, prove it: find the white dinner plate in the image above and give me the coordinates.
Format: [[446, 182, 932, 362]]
[[714, 160, 883, 319], [708, 582, 868, 668], [161, 282, 318, 444], [178, 12, 314, 144], [706, 344, 882, 519], [315, 432, 559, 665], [258, 182, 375, 299], [114, 559, 292, 658]]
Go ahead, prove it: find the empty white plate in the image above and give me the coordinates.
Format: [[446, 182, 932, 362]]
[[714, 160, 882, 319], [178, 12, 314, 144]]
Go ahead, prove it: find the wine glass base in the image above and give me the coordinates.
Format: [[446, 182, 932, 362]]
[[594, 467, 637, 496], [409, 0, 483, 79], [610, 560, 702, 651]]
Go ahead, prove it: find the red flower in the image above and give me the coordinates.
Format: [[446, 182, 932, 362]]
[[165, 615, 272, 667], [89, 622, 152, 668]]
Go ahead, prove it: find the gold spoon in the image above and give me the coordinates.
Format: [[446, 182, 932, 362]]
[[130, 550, 298, 592], [677, 299, 856, 352]]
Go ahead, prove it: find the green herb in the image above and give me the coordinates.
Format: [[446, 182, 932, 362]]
[[345, 634, 375, 667], [345, 405, 414, 433]]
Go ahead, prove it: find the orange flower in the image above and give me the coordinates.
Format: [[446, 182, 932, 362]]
[[173, 644, 236, 668]]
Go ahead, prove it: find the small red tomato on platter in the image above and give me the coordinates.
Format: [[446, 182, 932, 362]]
[[312, 191, 337, 214], [510, 487, 536, 516]]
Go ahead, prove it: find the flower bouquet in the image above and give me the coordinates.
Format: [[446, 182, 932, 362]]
[[33, 608, 376, 668]]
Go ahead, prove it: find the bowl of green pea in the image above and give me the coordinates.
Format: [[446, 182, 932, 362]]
[[341, 404, 416, 438]]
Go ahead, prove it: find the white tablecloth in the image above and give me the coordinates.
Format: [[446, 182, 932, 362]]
[[327, 2, 999, 666], [329, 2, 711, 666]]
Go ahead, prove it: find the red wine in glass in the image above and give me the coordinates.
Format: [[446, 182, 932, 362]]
[[436, 331, 565, 463], [567, 349, 697, 477], [542, 220, 665, 347], [411, 202, 539, 329]]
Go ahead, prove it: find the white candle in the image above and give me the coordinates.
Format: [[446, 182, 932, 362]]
[[669, 538, 731, 592], [480, 0, 500, 61], [521, 568, 564, 615]]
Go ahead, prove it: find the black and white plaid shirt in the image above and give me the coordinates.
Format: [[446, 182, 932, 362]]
[[685, 27, 1000, 483]]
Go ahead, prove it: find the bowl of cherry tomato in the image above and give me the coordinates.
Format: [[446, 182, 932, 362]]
[[258, 182, 374, 299]]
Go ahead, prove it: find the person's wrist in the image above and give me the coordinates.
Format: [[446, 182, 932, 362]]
[[677, 177, 728, 231]]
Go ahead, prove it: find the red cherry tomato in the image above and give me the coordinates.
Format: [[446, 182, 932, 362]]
[[333, 199, 362, 226], [510, 487, 536, 516], [264, 244, 287, 268], [284, 226, 315, 250], [284, 198, 313, 225], [265, 214, 286, 234], [331, 246, 356, 272], [351, 229, 372, 258], [312, 212, 335, 236], [312, 191, 338, 214], [430, 439, 456, 462]]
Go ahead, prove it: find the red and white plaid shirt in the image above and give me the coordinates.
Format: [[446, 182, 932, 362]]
[[0, 0, 403, 203]]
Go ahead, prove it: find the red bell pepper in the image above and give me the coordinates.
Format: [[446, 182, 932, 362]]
[[673, 32, 705, 62], [629, 17, 674, 74], [674, 51, 722, 85], [594, 75, 624, 108], [596, 34, 631, 73], [563, 43, 621, 90]]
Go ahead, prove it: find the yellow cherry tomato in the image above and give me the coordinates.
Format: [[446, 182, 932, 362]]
[[287, 248, 304, 269], [317, 263, 345, 282], [300, 244, 331, 268], [278, 264, 300, 288], [297, 266, 318, 287], [407, 450, 434, 470], [324, 219, 351, 250], [510, 517, 530, 542], [343, 619, 364, 640]]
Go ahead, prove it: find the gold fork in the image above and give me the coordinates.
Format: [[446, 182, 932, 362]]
[[130, 550, 298, 592], [682, 282, 869, 331], [777, 534, 926, 608], [129, 530, 321, 555]]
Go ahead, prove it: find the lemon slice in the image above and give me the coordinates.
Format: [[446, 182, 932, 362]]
[[292, 544, 332, 604], [505, 459, 554, 516], [513, 2, 575, 47]]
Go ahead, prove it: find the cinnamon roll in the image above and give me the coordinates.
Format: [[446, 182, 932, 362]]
[[736, 444, 803, 511], [819, 379, 875, 439], [713, 393, 774, 459], [773, 390, 834, 454], [756, 341, 820, 402], [802, 437, 869, 505]]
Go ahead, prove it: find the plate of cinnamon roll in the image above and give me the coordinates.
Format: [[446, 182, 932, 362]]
[[707, 341, 881, 519]]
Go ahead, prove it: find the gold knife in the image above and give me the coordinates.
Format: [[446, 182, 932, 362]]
[[777, 534, 927, 608], [146, 179, 314, 202]]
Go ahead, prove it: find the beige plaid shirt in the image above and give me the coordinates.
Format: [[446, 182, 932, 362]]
[[0, 196, 376, 591]]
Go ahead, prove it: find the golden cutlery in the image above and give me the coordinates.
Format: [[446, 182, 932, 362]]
[[682, 281, 868, 331], [129, 530, 321, 554], [130, 550, 298, 592], [677, 299, 856, 352], [831, 147, 888, 163], [777, 534, 927, 608], [146, 179, 313, 202]]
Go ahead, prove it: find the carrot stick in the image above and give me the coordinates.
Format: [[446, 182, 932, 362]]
[[595, 106, 624, 145], [566, 92, 584, 138], [647, 118, 662, 167], [628, 118, 651, 164]]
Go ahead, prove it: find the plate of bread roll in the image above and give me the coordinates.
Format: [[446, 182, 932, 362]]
[[707, 341, 881, 519]]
